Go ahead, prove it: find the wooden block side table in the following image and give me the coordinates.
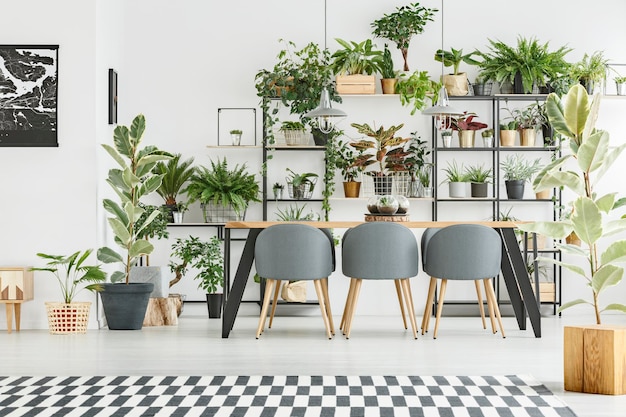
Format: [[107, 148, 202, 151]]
[[0, 267, 34, 333]]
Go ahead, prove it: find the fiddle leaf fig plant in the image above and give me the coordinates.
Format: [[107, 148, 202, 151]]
[[97, 114, 172, 284], [518, 84, 626, 324]]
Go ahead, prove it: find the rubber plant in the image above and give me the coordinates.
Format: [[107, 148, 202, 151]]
[[518, 84, 626, 324], [97, 114, 172, 284]]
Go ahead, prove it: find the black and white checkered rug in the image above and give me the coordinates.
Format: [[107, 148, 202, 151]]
[[0, 375, 576, 417]]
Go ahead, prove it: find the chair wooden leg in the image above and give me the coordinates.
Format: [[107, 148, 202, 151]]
[[394, 279, 408, 329], [433, 279, 447, 339], [421, 277, 437, 335], [345, 279, 362, 339], [269, 279, 281, 329], [400, 278, 418, 339], [484, 278, 506, 338], [483, 279, 497, 333], [256, 279, 275, 338], [474, 280, 487, 330], [321, 278, 334, 335], [340, 279, 355, 331], [313, 280, 332, 339]]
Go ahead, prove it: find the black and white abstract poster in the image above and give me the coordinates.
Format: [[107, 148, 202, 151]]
[[0, 45, 59, 147]]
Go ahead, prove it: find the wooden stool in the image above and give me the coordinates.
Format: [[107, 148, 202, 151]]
[[0, 266, 34, 333]]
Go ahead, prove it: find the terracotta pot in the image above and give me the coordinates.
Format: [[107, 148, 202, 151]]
[[343, 181, 361, 198]]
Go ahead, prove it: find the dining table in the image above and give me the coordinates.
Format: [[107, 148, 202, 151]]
[[221, 221, 542, 338]]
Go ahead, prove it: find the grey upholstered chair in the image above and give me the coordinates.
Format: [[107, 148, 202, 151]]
[[341, 222, 419, 339], [255, 223, 335, 339], [420, 224, 505, 339]]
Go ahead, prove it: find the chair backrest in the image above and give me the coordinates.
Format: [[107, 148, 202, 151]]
[[255, 223, 333, 280], [342, 222, 419, 279], [420, 228, 441, 269], [422, 224, 502, 280]]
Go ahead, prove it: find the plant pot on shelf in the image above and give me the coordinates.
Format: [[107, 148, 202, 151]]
[[617, 82, 626, 96], [288, 180, 316, 200], [230, 133, 242, 146], [172, 211, 184, 223], [458, 130, 475, 148], [202, 202, 246, 222], [206, 293, 223, 319], [535, 189, 552, 200], [45, 302, 91, 334], [470, 182, 488, 198], [448, 182, 466, 198], [380, 78, 397, 94], [311, 128, 329, 146], [343, 181, 361, 198], [99, 282, 154, 330], [441, 133, 452, 148], [372, 176, 393, 195], [520, 128, 537, 146], [442, 73, 469, 96], [505, 180, 525, 200], [482, 135, 494, 148], [500, 130, 517, 147], [472, 82, 493, 96]]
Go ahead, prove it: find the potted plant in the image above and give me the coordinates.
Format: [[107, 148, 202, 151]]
[[271, 182, 284, 200], [172, 201, 188, 224], [286, 168, 318, 200], [441, 160, 468, 198], [519, 84, 626, 394], [279, 120, 307, 146], [476, 36, 571, 94], [440, 129, 453, 148], [349, 122, 409, 195], [97, 114, 172, 330], [370, 2, 438, 72], [153, 153, 195, 222], [380, 44, 397, 94], [500, 154, 542, 199], [229, 129, 242, 146], [481, 128, 494, 147], [275, 203, 319, 221], [395, 69, 436, 115], [472, 75, 493, 96], [615, 75, 626, 96], [335, 138, 365, 198], [506, 102, 547, 146], [254, 39, 340, 148], [572, 51, 609, 94], [401, 133, 431, 197], [330, 38, 383, 94], [499, 119, 519, 147], [418, 163, 433, 198], [433, 47, 479, 96], [31, 249, 106, 334], [450, 111, 488, 148], [465, 163, 492, 198], [169, 235, 224, 319], [185, 157, 261, 222]]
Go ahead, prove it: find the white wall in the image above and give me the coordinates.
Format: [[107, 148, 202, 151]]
[[1, 0, 625, 329]]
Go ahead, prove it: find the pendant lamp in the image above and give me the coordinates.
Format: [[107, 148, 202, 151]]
[[304, 88, 347, 134]]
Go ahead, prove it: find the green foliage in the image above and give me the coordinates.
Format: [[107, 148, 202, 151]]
[[519, 85, 626, 323], [499, 119, 519, 130], [229, 129, 242, 135], [286, 168, 318, 192], [417, 164, 432, 187], [477, 36, 572, 93], [380, 44, 396, 79], [482, 129, 494, 138], [572, 51, 609, 83], [185, 158, 261, 217], [32, 250, 106, 304], [153, 153, 195, 206], [275, 204, 319, 221], [335, 138, 365, 182], [396, 70, 436, 115], [434, 47, 480, 75], [506, 102, 547, 130], [350, 122, 409, 175], [169, 236, 223, 294], [135, 204, 169, 241], [465, 164, 492, 184], [500, 154, 542, 182], [442, 160, 468, 183], [371, 2, 438, 72], [97, 114, 172, 284], [402, 133, 431, 177], [279, 121, 306, 130], [330, 38, 383, 76]]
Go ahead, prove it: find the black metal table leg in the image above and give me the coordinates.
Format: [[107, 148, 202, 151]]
[[222, 228, 261, 338]]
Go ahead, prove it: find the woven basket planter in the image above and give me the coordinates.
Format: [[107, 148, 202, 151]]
[[45, 302, 91, 334]]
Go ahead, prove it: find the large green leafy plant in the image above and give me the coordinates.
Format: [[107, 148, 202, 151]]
[[169, 236, 223, 294], [97, 114, 172, 284], [371, 2, 438, 72], [153, 153, 195, 207], [519, 85, 626, 324]]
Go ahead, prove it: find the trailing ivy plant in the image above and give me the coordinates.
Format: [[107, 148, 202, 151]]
[[518, 84, 626, 324]]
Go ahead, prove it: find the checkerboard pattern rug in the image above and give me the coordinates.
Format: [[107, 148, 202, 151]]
[[0, 375, 577, 416]]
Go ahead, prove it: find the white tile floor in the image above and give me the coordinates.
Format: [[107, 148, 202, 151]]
[[2, 303, 625, 417]]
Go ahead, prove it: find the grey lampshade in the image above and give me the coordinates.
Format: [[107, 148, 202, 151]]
[[304, 88, 347, 119], [422, 86, 462, 116]]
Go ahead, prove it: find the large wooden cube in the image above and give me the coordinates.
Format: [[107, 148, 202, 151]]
[[564, 325, 626, 395], [0, 267, 34, 300]]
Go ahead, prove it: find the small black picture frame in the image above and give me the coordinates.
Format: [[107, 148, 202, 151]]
[[108, 69, 117, 125], [0, 44, 59, 147]]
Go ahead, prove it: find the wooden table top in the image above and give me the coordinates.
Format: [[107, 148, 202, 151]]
[[225, 221, 523, 229]]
